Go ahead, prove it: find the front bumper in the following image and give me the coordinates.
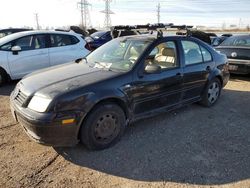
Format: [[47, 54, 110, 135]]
[[10, 99, 84, 147], [228, 59, 250, 74]]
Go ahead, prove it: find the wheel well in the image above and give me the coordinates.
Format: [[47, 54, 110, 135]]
[[0, 67, 10, 81], [215, 75, 223, 86], [91, 98, 129, 119], [77, 97, 129, 139]]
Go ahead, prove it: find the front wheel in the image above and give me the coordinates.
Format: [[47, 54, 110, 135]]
[[80, 103, 126, 150], [200, 78, 222, 107]]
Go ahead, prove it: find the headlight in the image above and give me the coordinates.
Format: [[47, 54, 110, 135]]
[[28, 95, 52, 113]]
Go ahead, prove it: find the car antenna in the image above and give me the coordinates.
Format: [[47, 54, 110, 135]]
[[110, 23, 193, 39]]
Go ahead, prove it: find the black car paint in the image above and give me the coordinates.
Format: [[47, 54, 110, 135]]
[[10, 35, 229, 146], [216, 35, 250, 74]]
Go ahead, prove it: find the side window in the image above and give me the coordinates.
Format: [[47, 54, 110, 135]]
[[181, 41, 203, 65], [33, 35, 46, 49], [146, 41, 178, 70], [200, 46, 212, 62], [50, 34, 77, 47], [15, 35, 34, 51]]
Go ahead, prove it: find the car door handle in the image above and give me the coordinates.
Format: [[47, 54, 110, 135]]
[[176, 72, 183, 76]]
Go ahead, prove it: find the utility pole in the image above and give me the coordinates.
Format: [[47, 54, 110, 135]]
[[238, 18, 242, 29], [101, 0, 114, 29], [34, 13, 40, 30], [157, 3, 160, 24], [77, 0, 92, 29]]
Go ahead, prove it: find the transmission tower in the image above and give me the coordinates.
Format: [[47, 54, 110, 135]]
[[157, 3, 160, 24], [77, 0, 92, 29], [100, 0, 114, 29], [34, 13, 40, 30]]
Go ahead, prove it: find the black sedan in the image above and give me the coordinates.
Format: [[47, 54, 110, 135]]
[[216, 35, 250, 74], [10, 34, 230, 150]]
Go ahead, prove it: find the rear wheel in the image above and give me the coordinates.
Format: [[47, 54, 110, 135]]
[[0, 69, 7, 86], [200, 78, 222, 107], [80, 103, 126, 150]]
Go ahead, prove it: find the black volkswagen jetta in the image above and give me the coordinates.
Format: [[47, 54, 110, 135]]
[[10, 34, 230, 150]]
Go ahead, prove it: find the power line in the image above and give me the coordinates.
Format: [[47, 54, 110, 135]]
[[100, 0, 114, 29], [77, 0, 92, 29], [157, 3, 160, 24]]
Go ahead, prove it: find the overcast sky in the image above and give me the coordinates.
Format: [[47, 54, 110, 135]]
[[0, 0, 249, 29]]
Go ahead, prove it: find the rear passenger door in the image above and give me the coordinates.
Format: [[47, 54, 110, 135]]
[[48, 34, 81, 66], [181, 40, 214, 102]]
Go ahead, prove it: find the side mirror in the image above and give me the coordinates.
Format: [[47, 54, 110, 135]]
[[11, 46, 21, 55], [145, 64, 161, 74]]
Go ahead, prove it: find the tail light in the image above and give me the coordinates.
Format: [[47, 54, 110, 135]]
[[85, 43, 92, 51]]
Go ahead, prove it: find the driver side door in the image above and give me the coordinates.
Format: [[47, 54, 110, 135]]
[[128, 40, 183, 118]]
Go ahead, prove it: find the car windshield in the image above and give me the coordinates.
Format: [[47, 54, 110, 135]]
[[220, 36, 250, 47], [86, 38, 152, 72]]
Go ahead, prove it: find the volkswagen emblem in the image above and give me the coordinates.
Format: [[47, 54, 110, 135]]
[[231, 52, 237, 58]]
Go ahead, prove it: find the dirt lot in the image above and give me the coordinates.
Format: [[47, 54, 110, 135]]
[[0, 75, 249, 188]]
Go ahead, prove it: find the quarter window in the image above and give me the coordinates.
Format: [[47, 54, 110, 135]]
[[181, 41, 203, 65], [200, 46, 212, 62]]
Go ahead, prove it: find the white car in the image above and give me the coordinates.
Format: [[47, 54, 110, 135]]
[[0, 30, 90, 85]]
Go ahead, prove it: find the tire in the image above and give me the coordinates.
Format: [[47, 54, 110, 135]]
[[200, 78, 222, 107], [0, 69, 7, 86], [80, 103, 126, 150]]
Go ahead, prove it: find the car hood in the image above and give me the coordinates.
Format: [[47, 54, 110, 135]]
[[19, 62, 120, 98]]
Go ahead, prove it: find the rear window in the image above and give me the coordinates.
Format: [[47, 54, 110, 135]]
[[220, 36, 250, 47]]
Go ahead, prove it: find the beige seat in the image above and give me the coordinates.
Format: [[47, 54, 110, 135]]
[[154, 47, 176, 68]]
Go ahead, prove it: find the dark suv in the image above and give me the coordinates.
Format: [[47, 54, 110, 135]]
[[10, 33, 230, 150]]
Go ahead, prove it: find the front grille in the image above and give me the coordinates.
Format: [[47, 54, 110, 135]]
[[14, 89, 28, 107]]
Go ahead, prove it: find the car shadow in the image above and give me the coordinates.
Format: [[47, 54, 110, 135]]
[[230, 74, 250, 82], [0, 81, 18, 96], [55, 88, 250, 185]]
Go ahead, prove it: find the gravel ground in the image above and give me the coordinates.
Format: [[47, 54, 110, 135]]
[[0, 75, 249, 188]]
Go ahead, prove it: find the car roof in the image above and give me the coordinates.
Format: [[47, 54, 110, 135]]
[[0, 28, 31, 32], [0, 30, 82, 46]]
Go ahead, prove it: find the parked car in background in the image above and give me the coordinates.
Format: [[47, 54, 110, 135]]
[[216, 34, 250, 74], [85, 30, 137, 50], [0, 30, 90, 85], [211, 35, 232, 47], [10, 33, 229, 150], [0, 28, 32, 38]]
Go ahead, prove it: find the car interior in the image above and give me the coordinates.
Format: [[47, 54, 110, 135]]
[[145, 42, 177, 70]]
